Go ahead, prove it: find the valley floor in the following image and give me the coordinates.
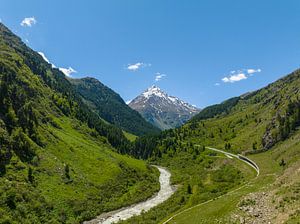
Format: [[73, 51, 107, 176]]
[[114, 131, 300, 224]]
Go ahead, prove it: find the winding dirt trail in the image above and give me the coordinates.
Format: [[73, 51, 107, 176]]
[[84, 166, 175, 224]]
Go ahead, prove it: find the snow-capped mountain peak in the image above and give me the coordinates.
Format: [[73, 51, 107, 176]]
[[129, 86, 201, 130], [142, 85, 166, 99]]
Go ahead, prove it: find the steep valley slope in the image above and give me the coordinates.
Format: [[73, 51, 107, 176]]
[[0, 23, 159, 223], [69, 77, 160, 136]]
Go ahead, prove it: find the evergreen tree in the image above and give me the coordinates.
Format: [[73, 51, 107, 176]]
[[28, 167, 34, 183], [187, 184, 192, 194], [65, 164, 70, 180]]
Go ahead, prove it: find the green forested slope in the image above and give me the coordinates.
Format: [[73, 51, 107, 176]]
[[191, 96, 240, 121], [184, 69, 300, 152], [69, 77, 160, 136], [0, 23, 159, 223], [0, 23, 136, 154]]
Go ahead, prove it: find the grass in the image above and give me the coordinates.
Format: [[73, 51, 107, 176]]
[[187, 102, 273, 153], [0, 116, 160, 223], [123, 131, 138, 142], [165, 130, 300, 223], [165, 160, 274, 223], [38, 117, 140, 198]]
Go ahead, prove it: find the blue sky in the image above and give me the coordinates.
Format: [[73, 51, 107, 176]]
[[1, 0, 300, 108]]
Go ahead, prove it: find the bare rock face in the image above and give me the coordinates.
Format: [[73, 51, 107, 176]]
[[129, 86, 200, 130], [262, 129, 275, 149]]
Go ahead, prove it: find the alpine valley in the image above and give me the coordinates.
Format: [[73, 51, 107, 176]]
[[1, 9, 300, 224]]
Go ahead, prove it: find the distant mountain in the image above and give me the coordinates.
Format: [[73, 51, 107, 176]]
[[69, 77, 160, 136], [129, 86, 200, 130]]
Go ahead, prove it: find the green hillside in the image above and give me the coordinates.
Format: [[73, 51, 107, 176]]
[[0, 23, 159, 223], [165, 129, 300, 223], [69, 77, 160, 136], [185, 69, 300, 152]]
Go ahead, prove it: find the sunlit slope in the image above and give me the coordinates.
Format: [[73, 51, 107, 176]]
[[0, 23, 159, 223], [187, 69, 300, 153], [167, 129, 300, 223]]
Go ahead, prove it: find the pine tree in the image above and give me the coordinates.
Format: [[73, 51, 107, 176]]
[[187, 184, 192, 194], [28, 167, 34, 183], [65, 164, 70, 179]]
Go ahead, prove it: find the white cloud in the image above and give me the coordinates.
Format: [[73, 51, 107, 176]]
[[222, 73, 247, 83], [38, 52, 50, 64], [247, 68, 261, 75], [127, 63, 142, 71], [214, 83, 220, 86], [127, 62, 150, 71], [20, 17, 37, 27], [37, 51, 56, 68], [221, 68, 262, 84], [59, 67, 77, 77], [155, 73, 166, 82], [126, 100, 132, 105], [38, 52, 76, 76]]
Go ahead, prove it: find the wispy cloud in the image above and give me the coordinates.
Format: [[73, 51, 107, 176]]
[[38, 52, 50, 64], [155, 72, 166, 82], [214, 83, 220, 86], [21, 17, 37, 27], [59, 67, 77, 77], [127, 62, 151, 71], [222, 73, 247, 83], [38, 52, 56, 68], [38, 51, 76, 76], [221, 68, 261, 84], [247, 68, 261, 75]]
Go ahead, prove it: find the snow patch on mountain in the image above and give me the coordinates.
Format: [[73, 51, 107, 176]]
[[128, 85, 200, 130]]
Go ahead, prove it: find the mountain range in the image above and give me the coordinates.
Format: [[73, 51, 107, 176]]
[[129, 85, 200, 130]]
